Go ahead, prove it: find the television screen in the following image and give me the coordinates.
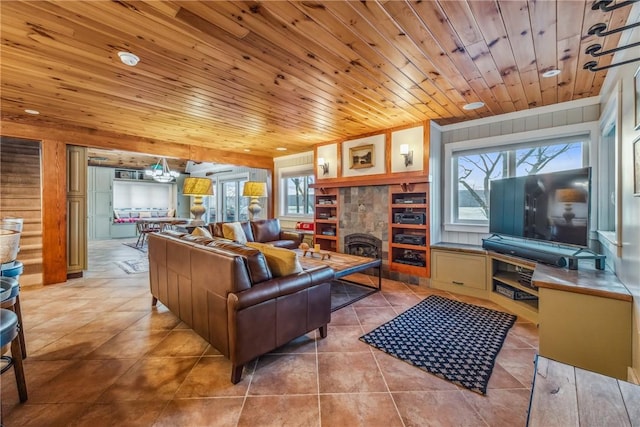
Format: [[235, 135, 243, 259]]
[[489, 167, 591, 247]]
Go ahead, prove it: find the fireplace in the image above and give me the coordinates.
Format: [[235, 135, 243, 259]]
[[344, 233, 382, 259]]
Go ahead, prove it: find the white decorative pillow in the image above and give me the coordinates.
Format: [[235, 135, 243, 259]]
[[191, 226, 213, 239], [222, 222, 247, 244], [139, 211, 151, 218], [247, 242, 302, 277]]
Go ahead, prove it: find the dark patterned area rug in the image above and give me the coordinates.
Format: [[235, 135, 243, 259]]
[[330, 280, 377, 312], [360, 295, 516, 395]]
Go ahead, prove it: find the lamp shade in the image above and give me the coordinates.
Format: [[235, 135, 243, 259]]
[[182, 177, 213, 196], [556, 188, 586, 203], [242, 182, 267, 198]]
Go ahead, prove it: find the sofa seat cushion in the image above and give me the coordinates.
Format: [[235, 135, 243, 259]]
[[247, 242, 302, 277], [208, 240, 273, 284]]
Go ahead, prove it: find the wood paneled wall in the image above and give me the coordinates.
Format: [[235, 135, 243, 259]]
[[0, 138, 43, 286]]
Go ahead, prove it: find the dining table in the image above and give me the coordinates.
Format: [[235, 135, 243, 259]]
[[134, 218, 205, 247]]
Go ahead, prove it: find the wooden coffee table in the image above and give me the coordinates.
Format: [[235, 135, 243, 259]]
[[294, 249, 382, 290]]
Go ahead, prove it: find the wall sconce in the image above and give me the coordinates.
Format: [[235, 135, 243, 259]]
[[317, 157, 329, 176], [400, 144, 413, 167]]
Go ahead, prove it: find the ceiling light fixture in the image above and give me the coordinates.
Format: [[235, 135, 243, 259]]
[[542, 69, 561, 78], [463, 102, 485, 110], [144, 157, 179, 183], [24, 109, 39, 115], [118, 51, 140, 67], [276, 147, 287, 151]]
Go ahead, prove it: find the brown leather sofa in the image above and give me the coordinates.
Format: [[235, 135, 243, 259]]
[[208, 218, 303, 249], [147, 231, 334, 383]]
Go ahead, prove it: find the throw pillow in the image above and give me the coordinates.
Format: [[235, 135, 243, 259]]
[[191, 226, 213, 239], [247, 242, 302, 277], [139, 211, 151, 218], [222, 222, 248, 244]]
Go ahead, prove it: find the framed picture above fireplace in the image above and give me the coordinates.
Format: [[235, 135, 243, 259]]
[[341, 134, 386, 178], [349, 144, 374, 169]]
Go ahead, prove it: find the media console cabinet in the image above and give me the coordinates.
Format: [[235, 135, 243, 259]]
[[431, 243, 632, 380]]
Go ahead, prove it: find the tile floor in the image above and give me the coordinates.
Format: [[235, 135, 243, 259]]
[[1, 239, 539, 426]]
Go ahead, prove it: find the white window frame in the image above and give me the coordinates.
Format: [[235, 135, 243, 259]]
[[277, 164, 315, 220], [444, 122, 599, 233], [596, 83, 623, 256]]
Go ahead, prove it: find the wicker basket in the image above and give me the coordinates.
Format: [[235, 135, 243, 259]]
[[0, 229, 21, 263]]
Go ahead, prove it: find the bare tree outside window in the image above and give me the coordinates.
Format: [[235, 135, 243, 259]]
[[285, 174, 314, 215], [456, 142, 583, 222]]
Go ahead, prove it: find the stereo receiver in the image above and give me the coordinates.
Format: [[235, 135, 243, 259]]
[[394, 197, 426, 204], [393, 212, 425, 225], [393, 234, 426, 245]]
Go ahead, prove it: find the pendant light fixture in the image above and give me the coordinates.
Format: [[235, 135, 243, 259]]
[[145, 157, 180, 183]]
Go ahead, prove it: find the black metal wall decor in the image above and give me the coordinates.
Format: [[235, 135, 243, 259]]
[[592, 0, 638, 12], [584, 0, 640, 72]]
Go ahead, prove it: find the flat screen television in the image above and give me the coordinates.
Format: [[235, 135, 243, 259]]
[[489, 167, 591, 247]]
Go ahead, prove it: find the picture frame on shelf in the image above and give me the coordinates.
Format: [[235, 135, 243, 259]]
[[349, 144, 375, 169]]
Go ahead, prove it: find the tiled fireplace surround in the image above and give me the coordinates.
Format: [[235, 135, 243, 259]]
[[339, 185, 410, 281]]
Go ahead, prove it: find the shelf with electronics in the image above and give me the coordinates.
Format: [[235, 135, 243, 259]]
[[389, 182, 430, 277], [313, 188, 339, 251]]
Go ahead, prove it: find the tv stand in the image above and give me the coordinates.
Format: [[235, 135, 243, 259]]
[[481, 235, 605, 270]]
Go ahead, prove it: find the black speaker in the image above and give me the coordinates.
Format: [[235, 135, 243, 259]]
[[482, 239, 567, 268]]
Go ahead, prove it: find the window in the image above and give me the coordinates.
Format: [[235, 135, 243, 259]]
[[221, 179, 249, 222], [447, 132, 590, 229], [280, 170, 314, 217]]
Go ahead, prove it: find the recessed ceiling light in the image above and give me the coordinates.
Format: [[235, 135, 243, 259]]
[[542, 69, 561, 78], [118, 51, 140, 67], [243, 149, 251, 152], [24, 109, 39, 115], [276, 147, 287, 151], [463, 102, 485, 110]]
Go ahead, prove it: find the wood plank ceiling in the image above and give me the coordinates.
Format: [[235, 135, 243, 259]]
[[0, 1, 635, 161]]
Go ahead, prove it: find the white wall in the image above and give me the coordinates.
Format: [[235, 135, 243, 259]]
[[598, 4, 640, 382]]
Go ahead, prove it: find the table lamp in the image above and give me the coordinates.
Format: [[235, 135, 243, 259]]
[[243, 181, 267, 220], [182, 177, 213, 222]]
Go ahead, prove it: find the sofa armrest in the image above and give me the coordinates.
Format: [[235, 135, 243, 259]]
[[229, 266, 334, 311], [279, 230, 303, 244]]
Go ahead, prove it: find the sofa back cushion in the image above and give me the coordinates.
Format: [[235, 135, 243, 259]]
[[208, 240, 273, 284], [210, 222, 254, 243], [222, 222, 248, 244], [250, 218, 282, 243]]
